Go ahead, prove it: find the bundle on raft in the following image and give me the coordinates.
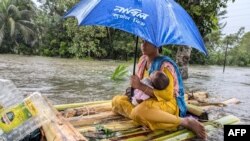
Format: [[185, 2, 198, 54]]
[[47, 91, 240, 141]]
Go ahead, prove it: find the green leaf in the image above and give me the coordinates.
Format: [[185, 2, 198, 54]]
[[17, 22, 35, 43], [95, 125, 115, 138], [7, 4, 21, 18], [0, 24, 5, 46], [8, 17, 15, 37], [111, 64, 128, 81], [190, 5, 201, 16]]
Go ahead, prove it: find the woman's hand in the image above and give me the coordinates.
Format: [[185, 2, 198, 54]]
[[130, 75, 142, 89], [131, 75, 155, 97]]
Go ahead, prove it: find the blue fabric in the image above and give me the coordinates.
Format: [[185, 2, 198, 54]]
[[64, 0, 207, 55], [149, 56, 187, 117]]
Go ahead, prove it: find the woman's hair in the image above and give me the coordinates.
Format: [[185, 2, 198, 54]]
[[151, 71, 169, 90]]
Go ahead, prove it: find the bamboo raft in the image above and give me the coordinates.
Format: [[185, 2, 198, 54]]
[[44, 92, 240, 141], [0, 80, 240, 140]]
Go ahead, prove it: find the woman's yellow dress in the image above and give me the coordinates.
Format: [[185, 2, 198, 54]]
[[112, 67, 181, 131]]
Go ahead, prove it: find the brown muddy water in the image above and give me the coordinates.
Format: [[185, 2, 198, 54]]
[[0, 54, 250, 140]]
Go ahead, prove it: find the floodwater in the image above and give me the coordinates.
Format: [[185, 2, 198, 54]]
[[0, 54, 130, 104], [0, 54, 250, 140]]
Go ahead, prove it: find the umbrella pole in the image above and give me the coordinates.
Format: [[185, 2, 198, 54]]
[[133, 36, 139, 75], [131, 36, 139, 97]]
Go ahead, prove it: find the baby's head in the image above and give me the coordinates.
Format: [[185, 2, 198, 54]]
[[150, 71, 169, 90]]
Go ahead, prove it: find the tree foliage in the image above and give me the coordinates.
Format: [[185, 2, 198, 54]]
[[0, 0, 37, 54], [64, 19, 107, 58], [204, 27, 249, 66], [0, 0, 248, 66], [227, 31, 250, 66]]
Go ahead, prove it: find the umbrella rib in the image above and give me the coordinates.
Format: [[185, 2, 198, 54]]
[[78, 0, 102, 25]]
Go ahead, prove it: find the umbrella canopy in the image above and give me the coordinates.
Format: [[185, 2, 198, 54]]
[[64, 0, 207, 55]]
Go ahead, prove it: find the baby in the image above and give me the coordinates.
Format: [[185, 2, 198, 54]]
[[126, 71, 169, 106]]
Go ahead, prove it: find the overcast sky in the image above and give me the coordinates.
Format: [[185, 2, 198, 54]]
[[220, 0, 250, 35]]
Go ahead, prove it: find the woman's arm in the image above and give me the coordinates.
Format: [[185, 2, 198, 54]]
[[130, 75, 155, 97], [130, 67, 175, 101]]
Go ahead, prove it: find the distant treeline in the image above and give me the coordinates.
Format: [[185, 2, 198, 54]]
[[1, 0, 249, 66]]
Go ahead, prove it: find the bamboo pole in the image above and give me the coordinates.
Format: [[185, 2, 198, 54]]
[[187, 104, 208, 121], [187, 104, 205, 116], [42, 122, 62, 141], [54, 95, 239, 111], [120, 130, 167, 141], [111, 130, 151, 140], [222, 98, 240, 105], [54, 100, 111, 111], [201, 98, 240, 111], [85, 127, 149, 140], [68, 111, 121, 126], [106, 115, 239, 141], [42, 97, 87, 141], [154, 115, 240, 141], [42, 113, 87, 141], [186, 91, 208, 101], [188, 100, 226, 107], [63, 102, 112, 118], [77, 120, 140, 133]]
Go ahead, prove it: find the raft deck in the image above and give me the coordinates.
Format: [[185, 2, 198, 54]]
[[53, 99, 240, 141]]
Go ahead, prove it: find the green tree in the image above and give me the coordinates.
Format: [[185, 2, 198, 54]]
[[35, 9, 68, 57], [34, 0, 75, 57], [109, 29, 135, 60], [0, 0, 37, 53], [37, 0, 78, 16], [203, 27, 245, 66], [174, 0, 235, 78], [228, 31, 250, 66], [63, 19, 107, 58]]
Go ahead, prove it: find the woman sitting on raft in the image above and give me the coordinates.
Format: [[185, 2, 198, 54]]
[[112, 40, 206, 139]]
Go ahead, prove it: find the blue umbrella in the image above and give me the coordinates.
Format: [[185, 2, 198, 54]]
[[64, 0, 207, 74]]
